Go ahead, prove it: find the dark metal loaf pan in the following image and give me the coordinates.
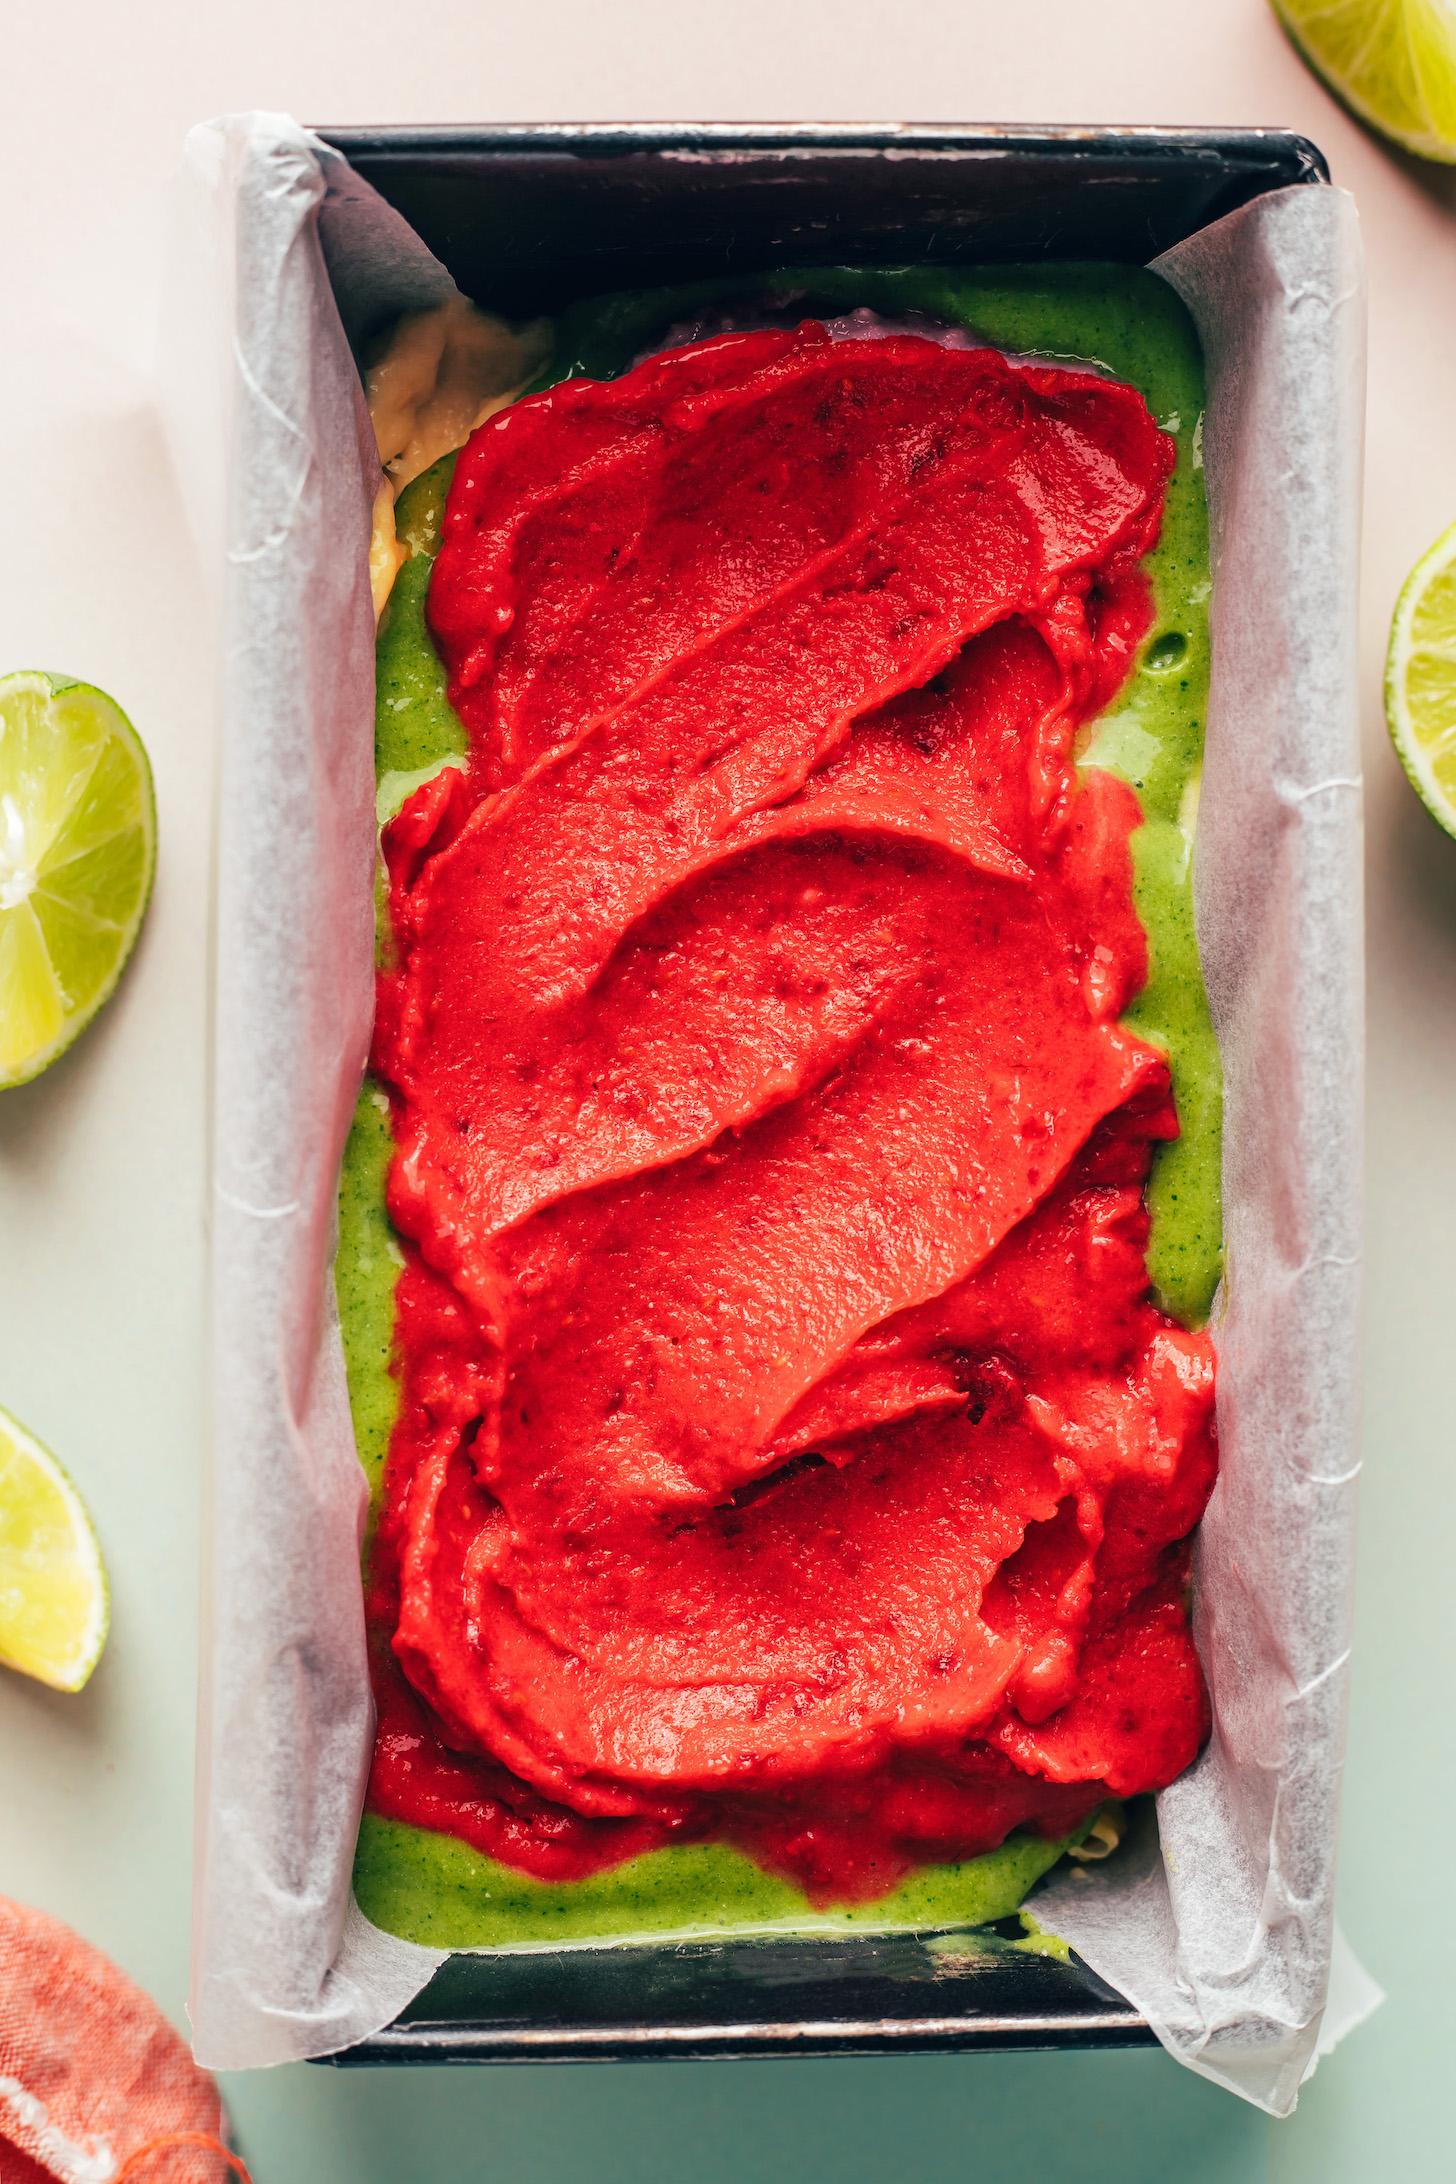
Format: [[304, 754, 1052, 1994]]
[[313, 120, 1326, 2066]]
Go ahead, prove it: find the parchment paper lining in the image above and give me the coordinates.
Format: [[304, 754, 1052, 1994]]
[[186, 114, 1375, 2109]]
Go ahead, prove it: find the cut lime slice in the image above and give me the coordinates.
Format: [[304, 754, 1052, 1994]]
[[0, 1405, 109, 1692], [1386, 519, 1456, 838], [0, 672, 156, 1088], [1273, 0, 1456, 163]]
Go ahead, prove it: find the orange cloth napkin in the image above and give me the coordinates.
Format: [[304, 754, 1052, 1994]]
[[0, 1898, 249, 2181]]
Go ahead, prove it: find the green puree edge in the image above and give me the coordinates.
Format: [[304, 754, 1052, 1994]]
[[339, 265, 1221, 1954]]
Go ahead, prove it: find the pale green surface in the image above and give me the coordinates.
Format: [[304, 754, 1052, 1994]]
[[2, 7, 1453, 2178], [229, 2052, 1271, 2181]]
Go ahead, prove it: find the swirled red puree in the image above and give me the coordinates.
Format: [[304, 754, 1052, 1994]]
[[366, 325, 1218, 1903]]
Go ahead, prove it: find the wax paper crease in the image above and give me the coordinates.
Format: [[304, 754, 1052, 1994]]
[[189, 114, 1375, 2105]]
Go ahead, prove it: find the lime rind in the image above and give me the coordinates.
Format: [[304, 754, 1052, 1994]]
[[0, 1405, 109, 1693], [1386, 519, 1456, 839], [0, 671, 156, 1089], [1274, 0, 1456, 164]]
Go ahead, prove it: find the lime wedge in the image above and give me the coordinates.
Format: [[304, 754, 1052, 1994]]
[[1273, 0, 1456, 162], [0, 672, 156, 1088], [0, 1405, 109, 1691], [1386, 519, 1456, 838]]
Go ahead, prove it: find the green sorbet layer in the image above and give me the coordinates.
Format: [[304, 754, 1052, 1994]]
[[340, 264, 1219, 1952]]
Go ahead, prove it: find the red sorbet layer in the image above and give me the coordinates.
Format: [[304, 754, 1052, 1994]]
[[365, 325, 1218, 1903]]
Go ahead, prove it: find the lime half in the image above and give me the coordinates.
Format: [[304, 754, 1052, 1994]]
[[0, 1406, 109, 1691], [0, 672, 156, 1088], [1387, 520, 1456, 838], [1273, 0, 1456, 162]]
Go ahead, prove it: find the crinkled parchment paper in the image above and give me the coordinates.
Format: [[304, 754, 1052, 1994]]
[[186, 113, 1377, 2105]]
